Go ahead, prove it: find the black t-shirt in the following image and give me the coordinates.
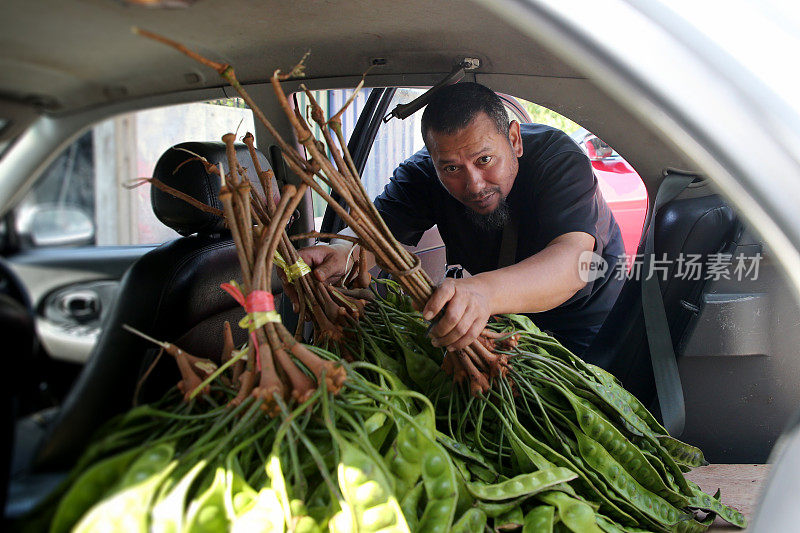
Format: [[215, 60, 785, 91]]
[[373, 124, 625, 354]]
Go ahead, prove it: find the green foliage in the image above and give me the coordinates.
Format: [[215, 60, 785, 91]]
[[518, 100, 581, 134], [206, 98, 249, 109]]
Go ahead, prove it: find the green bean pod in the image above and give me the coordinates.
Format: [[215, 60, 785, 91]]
[[466, 468, 577, 501], [386, 422, 424, 495], [567, 396, 690, 508], [416, 443, 459, 533], [436, 430, 493, 470], [184, 466, 230, 532], [467, 462, 501, 484], [230, 488, 285, 533], [266, 454, 294, 530], [337, 437, 410, 532], [523, 505, 556, 533], [151, 460, 208, 533], [120, 442, 176, 488], [399, 481, 424, 530], [510, 418, 637, 526], [573, 431, 689, 529], [685, 485, 746, 528], [656, 436, 708, 468], [585, 364, 668, 436], [475, 496, 527, 518], [452, 508, 487, 532], [494, 505, 525, 530], [49, 447, 141, 533], [538, 491, 604, 533], [224, 458, 258, 519], [72, 460, 177, 533], [595, 513, 652, 533]]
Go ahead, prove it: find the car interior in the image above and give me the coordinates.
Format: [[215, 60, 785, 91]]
[[1, 0, 798, 523]]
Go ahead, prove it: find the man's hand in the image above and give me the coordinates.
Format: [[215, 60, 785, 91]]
[[422, 277, 492, 352], [282, 243, 353, 310]]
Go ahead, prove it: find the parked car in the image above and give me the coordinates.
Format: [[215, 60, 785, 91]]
[[570, 127, 647, 258], [1, 0, 799, 530]]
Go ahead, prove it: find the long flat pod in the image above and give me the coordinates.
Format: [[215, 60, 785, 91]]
[[73, 461, 177, 533], [49, 446, 142, 533], [522, 505, 555, 533], [465, 468, 577, 501], [231, 488, 285, 533], [538, 491, 604, 533], [572, 430, 691, 530]]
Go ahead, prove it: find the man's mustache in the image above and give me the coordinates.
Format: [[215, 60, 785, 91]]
[[465, 187, 501, 202]]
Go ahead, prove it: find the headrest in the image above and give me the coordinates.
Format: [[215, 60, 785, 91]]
[[151, 141, 275, 236]]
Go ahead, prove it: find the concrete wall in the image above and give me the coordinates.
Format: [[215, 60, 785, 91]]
[[94, 101, 255, 245]]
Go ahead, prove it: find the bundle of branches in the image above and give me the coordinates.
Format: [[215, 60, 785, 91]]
[[133, 28, 506, 396], [154, 136, 346, 411], [129, 129, 368, 344]]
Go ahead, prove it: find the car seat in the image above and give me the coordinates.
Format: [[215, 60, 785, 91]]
[[583, 180, 740, 411], [6, 141, 282, 518]]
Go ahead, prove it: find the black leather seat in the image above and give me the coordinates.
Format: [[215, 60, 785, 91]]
[[11, 141, 280, 487], [584, 187, 740, 407]]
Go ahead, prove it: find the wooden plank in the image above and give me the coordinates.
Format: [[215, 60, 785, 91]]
[[684, 464, 770, 532]]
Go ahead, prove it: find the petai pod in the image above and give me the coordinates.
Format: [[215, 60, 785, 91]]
[[49, 447, 141, 533], [523, 505, 555, 533], [451, 508, 488, 533], [184, 466, 230, 532], [567, 395, 690, 508], [416, 441, 459, 533], [231, 488, 286, 533], [656, 436, 708, 468], [72, 460, 177, 533], [494, 505, 525, 531], [685, 482, 747, 529], [573, 430, 690, 529], [466, 468, 577, 501], [337, 437, 410, 533], [538, 491, 604, 533]]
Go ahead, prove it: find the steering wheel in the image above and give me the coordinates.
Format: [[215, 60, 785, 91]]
[[0, 256, 35, 514], [0, 256, 31, 309]]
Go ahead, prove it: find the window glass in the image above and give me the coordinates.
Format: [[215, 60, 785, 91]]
[[294, 88, 371, 229], [517, 98, 646, 257], [16, 98, 255, 247], [361, 88, 426, 200]]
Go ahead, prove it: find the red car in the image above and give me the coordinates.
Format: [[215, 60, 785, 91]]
[[571, 127, 648, 259]]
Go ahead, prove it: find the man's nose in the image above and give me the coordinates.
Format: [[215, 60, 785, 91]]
[[464, 166, 486, 195]]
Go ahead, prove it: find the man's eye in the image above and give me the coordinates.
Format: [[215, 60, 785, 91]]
[[478, 155, 492, 164], [444, 165, 459, 173]]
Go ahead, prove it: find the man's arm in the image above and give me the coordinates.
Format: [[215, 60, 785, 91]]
[[423, 231, 595, 351]]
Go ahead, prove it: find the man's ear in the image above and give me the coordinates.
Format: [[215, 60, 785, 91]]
[[508, 120, 523, 157]]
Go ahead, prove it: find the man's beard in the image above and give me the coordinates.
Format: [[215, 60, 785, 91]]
[[464, 194, 511, 230]]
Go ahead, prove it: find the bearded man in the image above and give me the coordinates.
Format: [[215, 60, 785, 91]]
[[296, 82, 624, 355]]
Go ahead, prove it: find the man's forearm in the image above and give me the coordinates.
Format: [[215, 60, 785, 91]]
[[472, 233, 593, 315]]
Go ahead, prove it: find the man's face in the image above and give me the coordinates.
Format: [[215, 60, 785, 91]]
[[426, 112, 523, 216]]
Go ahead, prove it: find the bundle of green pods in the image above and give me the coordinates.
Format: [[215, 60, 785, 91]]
[[32, 281, 745, 533]]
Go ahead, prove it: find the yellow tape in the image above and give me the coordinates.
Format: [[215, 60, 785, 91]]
[[238, 310, 282, 331], [273, 251, 289, 271], [285, 258, 312, 283]]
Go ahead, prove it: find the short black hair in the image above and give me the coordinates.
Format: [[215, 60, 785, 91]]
[[421, 82, 510, 143]]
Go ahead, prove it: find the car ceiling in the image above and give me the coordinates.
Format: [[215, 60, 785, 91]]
[[1, 0, 582, 113], [0, 0, 696, 188]]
